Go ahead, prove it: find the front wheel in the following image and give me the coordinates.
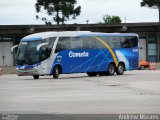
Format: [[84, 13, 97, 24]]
[[116, 63, 125, 75], [107, 63, 116, 75], [33, 75, 39, 79], [53, 66, 60, 79]]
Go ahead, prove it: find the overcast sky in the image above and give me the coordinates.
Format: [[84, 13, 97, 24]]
[[0, 0, 159, 25]]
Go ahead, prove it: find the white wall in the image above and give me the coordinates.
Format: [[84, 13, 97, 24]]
[[139, 39, 147, 61], [0, 42, 13, 66]]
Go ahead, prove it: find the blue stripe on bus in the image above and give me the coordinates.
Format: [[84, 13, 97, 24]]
[[16, 63, 41, 69], [22, 37, 42, 42]]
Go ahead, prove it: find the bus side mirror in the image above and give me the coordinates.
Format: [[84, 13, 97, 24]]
[[36, 42, 48, 52], [11, 45, 19, 54]]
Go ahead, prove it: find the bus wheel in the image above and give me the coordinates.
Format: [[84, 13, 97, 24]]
[[107, 63, 115, 75], [53, 66, 60, 79], [116, 63, 125, 75], [87, 72, 97, 77], [33, 75, 39, 79]]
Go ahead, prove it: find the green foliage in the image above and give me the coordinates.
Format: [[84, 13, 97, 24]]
[[35, 0, 81, 25], [141, 0, 160, 8], [100, 15, 122, 24], [141, 0, 160, 21]]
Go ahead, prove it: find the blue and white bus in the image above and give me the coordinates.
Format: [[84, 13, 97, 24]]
[[11, 31, 139, 79]]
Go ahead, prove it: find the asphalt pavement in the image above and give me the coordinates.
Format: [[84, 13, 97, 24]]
[[0, 70, 160, 114]]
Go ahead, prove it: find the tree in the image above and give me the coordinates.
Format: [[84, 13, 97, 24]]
[[100, 15, 122, 24], [141, 0, 160, 22], [35, 0, 81, 25]]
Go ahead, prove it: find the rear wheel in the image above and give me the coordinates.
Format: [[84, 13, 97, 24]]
[[87, 72, 97, 77], [33, 75, 39, 79], [53, 66, 60, 79], [107, 63, 116, 75], [116, 63, 125, 75]]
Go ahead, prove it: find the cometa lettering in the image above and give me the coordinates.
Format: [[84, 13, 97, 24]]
[[69, 51, 89, 58]]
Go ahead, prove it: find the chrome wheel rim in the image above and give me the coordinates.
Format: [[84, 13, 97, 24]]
[[118, 66, 124, 73], [55, 68, 59, 76], [109, 66, 114, 74]]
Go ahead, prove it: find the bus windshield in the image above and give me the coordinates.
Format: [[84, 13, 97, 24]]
[[17, 41, 42, 65]]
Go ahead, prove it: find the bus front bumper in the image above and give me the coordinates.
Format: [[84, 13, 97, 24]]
[[16, 68, 39, 76]]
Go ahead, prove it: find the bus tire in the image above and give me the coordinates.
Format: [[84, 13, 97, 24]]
[[33, 75, 39, 79], [53, 66, 60, 79], [87, 72, 97, 77], [116, 63, 125, 75], [107, 63, 115, 75]]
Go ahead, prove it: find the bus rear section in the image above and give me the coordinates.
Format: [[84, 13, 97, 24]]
[[50, 34, 139, 78]]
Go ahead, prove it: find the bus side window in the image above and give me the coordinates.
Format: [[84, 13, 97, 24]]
[[102, 37, 109, 45], [55, 37, 70, 53], [39, 37, 56, 60], [46, 37, 56, 56], [83, 37, 96, 49], [96, 37, 106, 49], [70, 37, 83, 49], [108, 37, 121, 48], [120, 37, 130, 48], [129, 36, 138, 48]]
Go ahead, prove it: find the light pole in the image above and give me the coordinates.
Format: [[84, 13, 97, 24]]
[[86, 20, 89, 24]]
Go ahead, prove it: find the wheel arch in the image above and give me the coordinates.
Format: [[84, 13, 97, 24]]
[[50, 64, 62, 75], [108, 62, 116, 68]]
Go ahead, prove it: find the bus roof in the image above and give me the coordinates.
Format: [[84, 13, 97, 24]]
[[21, 31, 138, 42]]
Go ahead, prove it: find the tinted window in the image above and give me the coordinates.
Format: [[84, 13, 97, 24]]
[[40, 37, 56, 60], [101, 37, 109, 45], [129, 36, 138, 48], [83, 37, 96, 49], [45, 37, 56, 56], [70, 37, 83, 49], [108, 37, 121, 48], [48, 37, 56, 49], [56, 37, 70, 52], [120, 37, 130, 48], [96, 37, 106, 49]]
